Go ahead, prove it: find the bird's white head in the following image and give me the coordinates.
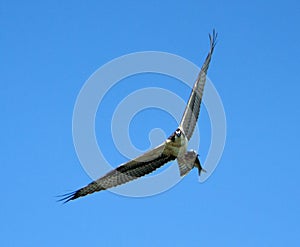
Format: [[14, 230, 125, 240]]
[[175, 128, 181, 137], [168, 128, 186, 143]]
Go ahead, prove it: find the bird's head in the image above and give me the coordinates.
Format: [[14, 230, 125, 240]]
[[168, 128, 185, 142], [175, 128, 181, 137]]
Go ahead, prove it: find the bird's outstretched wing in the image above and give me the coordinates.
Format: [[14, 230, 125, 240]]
[[179, 30, 217, 140], [59, 143, 176, 203]]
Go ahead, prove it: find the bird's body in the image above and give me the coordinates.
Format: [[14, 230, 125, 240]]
[[60, 30, 217, 203]]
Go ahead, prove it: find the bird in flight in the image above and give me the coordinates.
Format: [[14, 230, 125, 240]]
[[60, 30, 217, 203]]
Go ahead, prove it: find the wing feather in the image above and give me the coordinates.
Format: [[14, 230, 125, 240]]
[[180, 30, 217, 140], [59, 144, 176, 202]]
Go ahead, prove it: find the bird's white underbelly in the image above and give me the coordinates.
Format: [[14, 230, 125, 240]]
[[167, 135, 188, 157]]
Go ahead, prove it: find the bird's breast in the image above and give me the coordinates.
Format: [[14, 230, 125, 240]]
[[165, 135, 188, 157]]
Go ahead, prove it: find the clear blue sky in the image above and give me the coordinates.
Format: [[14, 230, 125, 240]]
[[1, 0, 300, 246]]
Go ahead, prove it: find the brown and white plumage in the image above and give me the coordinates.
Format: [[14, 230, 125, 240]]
[[59, 30, 217, 203]]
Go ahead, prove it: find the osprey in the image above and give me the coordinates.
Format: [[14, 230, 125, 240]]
[[60, 30, 217, 202]]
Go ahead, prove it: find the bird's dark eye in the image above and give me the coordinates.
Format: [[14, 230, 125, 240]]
[[175, 129, 181, 137]]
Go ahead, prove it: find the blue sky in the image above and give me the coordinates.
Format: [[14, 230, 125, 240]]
[[1, 0, 300, 246]]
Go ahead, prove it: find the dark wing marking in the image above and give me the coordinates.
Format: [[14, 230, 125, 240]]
[[179, 29, 217, 140], [59, 144, 176, 203]]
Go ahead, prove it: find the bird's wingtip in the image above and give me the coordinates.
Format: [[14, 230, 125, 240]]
[[56, 191, 77, 204], [209, 29, 218, 50]]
